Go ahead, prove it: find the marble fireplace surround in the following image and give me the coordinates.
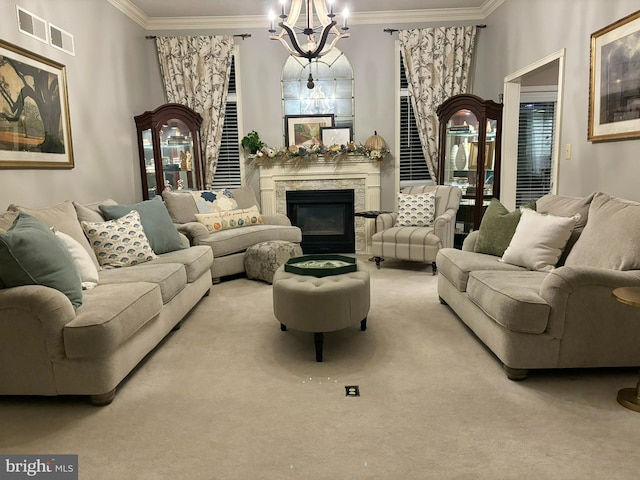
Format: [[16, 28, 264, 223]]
[[258, 157, 381, 253]]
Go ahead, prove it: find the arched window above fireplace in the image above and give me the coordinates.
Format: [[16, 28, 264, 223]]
[[281, 48, 355, 135]]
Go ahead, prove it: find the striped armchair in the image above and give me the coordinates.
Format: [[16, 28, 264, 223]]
[[371, 185, 461, 274]]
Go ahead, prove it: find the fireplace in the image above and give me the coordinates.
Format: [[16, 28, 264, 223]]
[[286, 189, 355, 254]]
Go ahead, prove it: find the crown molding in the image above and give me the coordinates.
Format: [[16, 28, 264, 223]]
[[106, 0, 148, 28], [108, 0, 502, 31]]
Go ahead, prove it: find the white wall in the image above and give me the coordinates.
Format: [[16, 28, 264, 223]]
[[475, 0, 640, 201], [0, 0, 153, 210]]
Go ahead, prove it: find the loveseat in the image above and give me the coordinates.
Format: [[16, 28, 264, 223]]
[[436, 192, 640, 380], [163, 186, 302, 282], [0, 199, 213, 405]]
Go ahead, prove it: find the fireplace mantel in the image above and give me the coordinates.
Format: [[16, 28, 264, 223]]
[[259, 156, 381, 253]]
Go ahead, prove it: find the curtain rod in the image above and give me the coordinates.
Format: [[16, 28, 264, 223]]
[[145, 34, 251, 40], [383, 24, 486, 35]]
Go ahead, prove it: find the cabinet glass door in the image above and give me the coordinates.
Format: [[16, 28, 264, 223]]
[[141, 128, 156, 198], [159, 119, 196, 194]]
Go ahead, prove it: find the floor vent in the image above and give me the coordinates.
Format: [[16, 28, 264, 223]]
[[16, 6, 48, 44], [345, 385, 360, 397], [49, 23, 75, 56]]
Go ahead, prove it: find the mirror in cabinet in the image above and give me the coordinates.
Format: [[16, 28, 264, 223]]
[[437, 94, 502, 243], [135, 104, 204, 200]]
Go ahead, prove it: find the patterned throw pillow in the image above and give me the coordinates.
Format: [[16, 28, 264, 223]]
[[81, 210, 157, 268], [191, 189, 238, 214], [395, 192, 437, 227], [195, 206, 263, 233]]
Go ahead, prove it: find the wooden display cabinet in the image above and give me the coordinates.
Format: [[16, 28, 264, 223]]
[[134, 103, 204, 200], [437, 94, 502, 240]]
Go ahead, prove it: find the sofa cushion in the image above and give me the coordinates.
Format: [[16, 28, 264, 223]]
[[196, 224, 302, 257], [436, 248, 527, 293], [395, 192, 436, 227], [195, 206, 263, 232], [73, 199, 117, 224], [474, 199, 536, 257], [371, 225, 441, 261], [99, 196, 185, 254], [64, 282, 163, 359], [564, 192, 640, 270], [150, 246, 213, 283], [82, 210, 158, 268], [501, 208, 580, 272], [98, 262, 186, 304], [8, 200, 99, 269], [467, 270, 550, 334], [230, 185, 261, 209], [163, 190, 199, 224], [0, 213, 83, 308], [0, 210, 19, 231]]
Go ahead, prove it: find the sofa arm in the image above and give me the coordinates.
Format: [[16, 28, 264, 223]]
[[262, 213, 292, 226], [539, 266, 640, 339], [375, 212, 398, 232], [0, 285, 76, 361], [433, 207, 457, 248], [175, 222, 210, 245]]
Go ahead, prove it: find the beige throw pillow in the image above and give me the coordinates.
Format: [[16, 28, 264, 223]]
[[195, 206, 263, 233], [501, 208, 580, 272]]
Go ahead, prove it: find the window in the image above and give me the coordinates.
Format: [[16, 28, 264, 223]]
[[516, 95, 556, 207], [399, 56, 431, 186], [211, 53, 242, 189]]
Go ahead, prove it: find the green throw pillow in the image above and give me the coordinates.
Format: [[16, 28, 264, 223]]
[[474, 199, 537, 257], [99, 196, 185, 255], [0, 212, 83, 308]]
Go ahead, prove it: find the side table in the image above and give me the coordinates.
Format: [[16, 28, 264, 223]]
[[354, 211, 390, 257], [612, 287, 640, 412]]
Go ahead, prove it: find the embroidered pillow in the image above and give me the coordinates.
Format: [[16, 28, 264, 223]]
[[191, 189, 238, 214], [81, 210, 157, 268], [395, 192, 436, 227], [195, 206, 263, 233]]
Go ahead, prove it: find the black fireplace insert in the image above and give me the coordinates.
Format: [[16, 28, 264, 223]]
[[286, 189, 355, 254]]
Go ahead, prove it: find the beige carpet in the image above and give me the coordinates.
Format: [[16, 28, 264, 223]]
[[2, 257, 640, 479]]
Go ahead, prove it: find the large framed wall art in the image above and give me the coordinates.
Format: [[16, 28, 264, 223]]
[[0, 40, 74, 168], [588, 9, 640, 142]]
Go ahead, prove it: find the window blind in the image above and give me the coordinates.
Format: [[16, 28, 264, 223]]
[[516, 101, 555, 207], [399, 58, 431, 183], [211, 57, 242, 189]]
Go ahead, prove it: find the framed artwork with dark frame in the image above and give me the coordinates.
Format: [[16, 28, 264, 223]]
[[588, 9, 640, 142], [0, 40, 74, 168], [285, 114, 334, 147], [320, 126, 352, 146]]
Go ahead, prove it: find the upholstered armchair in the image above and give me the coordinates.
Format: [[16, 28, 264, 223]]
[[371, 185, 462, 274]]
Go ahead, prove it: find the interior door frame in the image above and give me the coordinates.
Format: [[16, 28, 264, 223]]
[[501, 48, 566, 210]]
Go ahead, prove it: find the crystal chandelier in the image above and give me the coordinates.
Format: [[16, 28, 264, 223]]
[[268, 0, 350, 64]]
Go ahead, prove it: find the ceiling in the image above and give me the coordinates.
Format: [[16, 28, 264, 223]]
[[108, 0, 503, 29]]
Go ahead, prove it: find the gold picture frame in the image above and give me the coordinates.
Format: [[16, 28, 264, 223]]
[[588, 9, 640, 142], [0, 40, 74, 168], [468, 141, 495, 170]]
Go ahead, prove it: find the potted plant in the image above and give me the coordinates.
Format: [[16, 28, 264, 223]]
[[241, 130, 265, 155]]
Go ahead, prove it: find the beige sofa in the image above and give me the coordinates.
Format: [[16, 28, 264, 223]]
[[436, 192, 640, 380], [163, 186, 301, 282], [0, 200, 213, 405]]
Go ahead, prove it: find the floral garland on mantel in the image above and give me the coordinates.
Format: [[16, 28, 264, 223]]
[[249, 142, 389, 168]]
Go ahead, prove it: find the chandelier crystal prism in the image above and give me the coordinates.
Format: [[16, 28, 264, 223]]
[[268, 0, 350, 62]]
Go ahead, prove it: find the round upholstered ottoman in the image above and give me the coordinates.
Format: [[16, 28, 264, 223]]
[[272, 260, 370, 361], [244, 240, 303, 284]]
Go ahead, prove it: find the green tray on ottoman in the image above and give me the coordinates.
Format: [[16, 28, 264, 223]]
[[284, 254, 357, 277]]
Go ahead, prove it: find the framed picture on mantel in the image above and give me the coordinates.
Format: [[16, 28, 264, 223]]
[[0, 40, 74, 168], [285, 114, 334, 147], [588, 9, 640, 142]]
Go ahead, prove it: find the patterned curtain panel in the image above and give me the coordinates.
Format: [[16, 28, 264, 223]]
[[156, 36, 234, 187], [399, 26, 477, 179]]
